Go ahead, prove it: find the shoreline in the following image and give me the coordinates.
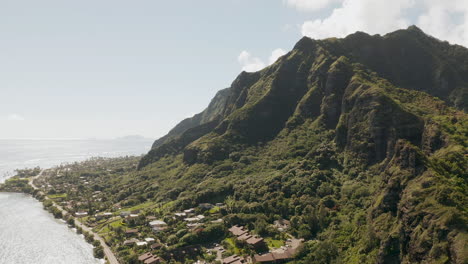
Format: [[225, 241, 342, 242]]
[[0, 191, 104, 264], [26, 171, 120, 264], [0, 173, 117, 264]]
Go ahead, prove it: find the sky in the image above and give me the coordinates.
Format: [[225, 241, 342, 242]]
[[1, 0, 467, 139]]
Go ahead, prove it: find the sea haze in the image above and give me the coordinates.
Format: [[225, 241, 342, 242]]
[[0, 138, 153, 183]]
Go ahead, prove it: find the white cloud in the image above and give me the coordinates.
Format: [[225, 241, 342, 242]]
[[238, 49, 287, 72], [284, 0, 342, 12], [296, 0, 468, 48], [269, 48, 287, 64], [301, 0, 415, 39], [238, 51, 266, 72], [6, 114, 25, 121], [417, 0, 468, 48]]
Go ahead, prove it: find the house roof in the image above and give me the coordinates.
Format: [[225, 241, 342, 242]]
[[229, 226, 247, 236], [237, 233, 252, 241], [150, 243, 162, 249], [246, 236, 264, 245], [253, 253, 275, 262], [222, 255, 241, 264], [144, 256, 161, 264], [125, 228, 139, 233], [272, 251, 292, 260], [138, 252, 153, 261], [149, 220, 167, 226], [123, 238, 139, 245]]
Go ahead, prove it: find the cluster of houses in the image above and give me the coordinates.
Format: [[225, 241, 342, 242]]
[[228, 226, 265, 249]]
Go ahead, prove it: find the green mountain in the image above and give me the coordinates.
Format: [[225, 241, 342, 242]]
[[133, 26, 467, 263]]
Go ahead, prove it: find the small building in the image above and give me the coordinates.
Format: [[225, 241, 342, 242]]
[[125, 228, 139, 236], [174, 212, 186, 217], [152, 226, 167, 233], [229, 225, 248, 237], [123, 238, 139, 246], [95, 212, 113, 220], [120, 211, 131, 218], [144, 256, 162, 264], [222, 255, 246, 264], [246, 236, 265, 248], [253, 248, 296, 263], [184, 208, 195, 214], [149, 220, 167, 228], [138, 252, 153, 262], [198, 203, 214, 209], [75, 211, 88, 218], [184, 215, 205, 222], [144, 237, 155, 243], [150, 243, 162, 250], [136, 241, 148, 247]]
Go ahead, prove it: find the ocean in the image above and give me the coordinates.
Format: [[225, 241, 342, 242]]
[[0, 138, 153, 183], [0, 138, 153, 263]]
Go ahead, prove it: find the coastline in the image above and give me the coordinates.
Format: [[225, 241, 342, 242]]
[[0, 191, 103, 264], [27, 171, 120, 264], [0, 171, 118, 264]]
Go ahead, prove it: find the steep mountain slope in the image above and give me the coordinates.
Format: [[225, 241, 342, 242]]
[[132, 26, 467, 263]]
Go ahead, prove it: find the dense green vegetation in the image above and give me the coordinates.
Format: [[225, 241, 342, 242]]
[[4, 26, 466, 263]]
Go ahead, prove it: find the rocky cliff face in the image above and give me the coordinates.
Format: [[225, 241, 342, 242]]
[[138, 26, 467, 263]]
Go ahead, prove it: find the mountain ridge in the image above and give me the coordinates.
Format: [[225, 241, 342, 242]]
[[132, 26, 467, 263]]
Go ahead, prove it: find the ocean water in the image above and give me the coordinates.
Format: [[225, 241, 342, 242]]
[[0, 138, 153, 263], [0, 193, 102, 264], [0, 138, 153, 183]]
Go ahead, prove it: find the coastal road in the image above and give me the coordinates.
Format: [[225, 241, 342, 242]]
[[29, 171, 120, 264]]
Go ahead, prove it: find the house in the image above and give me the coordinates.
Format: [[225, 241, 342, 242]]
[[144, 237, 155, 243], [246, 236, 265, 247], [253, 245, 300, 263], [229, 226, 248, 236], [150, 243, 162, 250], [125, 228, 139, 236], [198, 203, 214, 209], [253, 249, 296, 263], [149, 220, 167, 228], [120, 211, 131, 218], [152, 226, 167, 233], [95, 212, 113, 220], [184, 215, 205, 222], [222, 255, 246, 264], [75, 211, 88, 217], [123, 238, 139, 246], [144, 256, 162, 264], [138, 252, 153, 262], [149, 220, 167, 233], [136, 241, 148, 247], [184, 208, 195, 214], [174, 212, 186, 217]]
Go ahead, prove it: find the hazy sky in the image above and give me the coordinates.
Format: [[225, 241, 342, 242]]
[[1, 0, 467, 139]]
